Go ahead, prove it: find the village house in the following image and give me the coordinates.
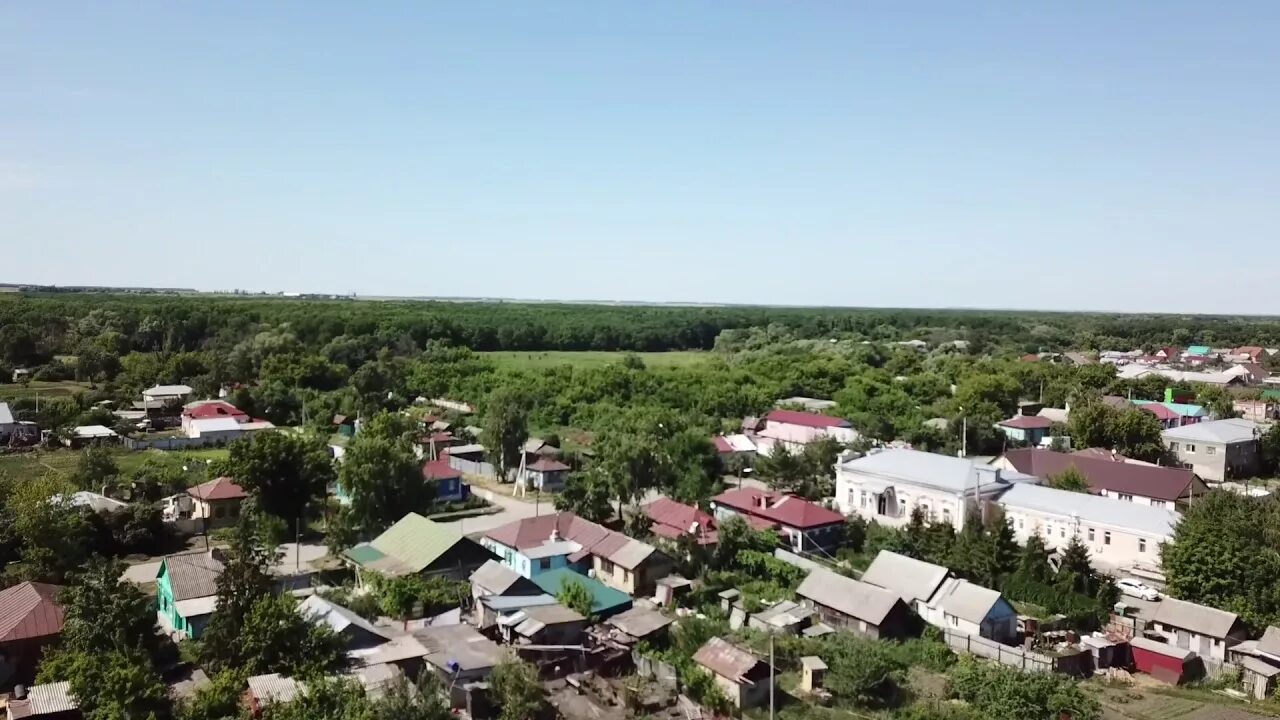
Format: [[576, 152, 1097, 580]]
[[921, 578, 1018, 644], [480, 512, 672, 596], [1235, 627, 1280, 699], [1132, 399, 1208, 429], [468, 560, 543, 627], [64, 425, 118, 448], [711, 434, 758, 461], [420, 458, 469, 502], [415, 624, 506, 686], [531, 568, 633, 618], [498, 603, 587, 646], [996, 448, 1208, 509], [298, 595, 392, 651], [143, 384, 194, 406], [995, 415, 1054, 446], [1163, 419, 1262, 482], [1149, 597, 1248, 664], [860, 551, 950, 613], [643, 498, 719, 547], [796, 568, 912, 640], [184, 476, 248, 529], [444, 443, 497, 478], [156, 549, 224, 639], [751, 408, 860, 453], [180, 400, 275, 444], [836, 449, 1035, 531], [1235, 399, 1279, 423], [998, 484, 1179, 570], [605, 606, 675, 647], [693, 637, 775, 710], [343, 512, 496, 586], [709, 488, 845, 553], [518, 456, 570, 492], [0, 582, 65, 686]]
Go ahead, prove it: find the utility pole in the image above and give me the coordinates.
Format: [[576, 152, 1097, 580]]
[[769, 633, 775, 720]]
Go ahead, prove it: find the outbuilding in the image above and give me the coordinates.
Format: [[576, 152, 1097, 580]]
[[1130, 636, 1202, 684]]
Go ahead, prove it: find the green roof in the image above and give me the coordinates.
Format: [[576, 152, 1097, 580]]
[[1263, 390, 1280, 402], [1186, 345, 1212, 355], [345, 512, 467, 574], [532, 568, 632, 617]]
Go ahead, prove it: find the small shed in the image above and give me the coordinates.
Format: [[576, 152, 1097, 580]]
[[800, 656, 827, 693], [1241, 656, 1280, 700], [1130, 636, 1203, 684]]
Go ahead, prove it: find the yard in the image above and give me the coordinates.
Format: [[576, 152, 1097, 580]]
[[0, 447, 230, 482], [0, 380, 95, 401], [481, 350, 712, 370], [1098, 682, 1280, 720]]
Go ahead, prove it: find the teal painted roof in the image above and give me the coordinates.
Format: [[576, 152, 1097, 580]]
[[533, 568, 632, 616], [1186, 345, 1212, 355], [1264, 389, 1280, 402], [1132, 400, 1207, 417]]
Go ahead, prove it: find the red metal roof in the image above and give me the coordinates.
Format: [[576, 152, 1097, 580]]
[[186, 476, 248, 501], [764, 409, 851, 430], [644, 498, 718, 545], [998, 415, 1054, 430], [421, 458, 462, 481], [1002, 448, 1199, 503], [711, 488, 844, 529], [0, 582, 65, 643], [712, 437, 733, 454], [182, 401, 248, 420], [1141, 404, 1180, 421]]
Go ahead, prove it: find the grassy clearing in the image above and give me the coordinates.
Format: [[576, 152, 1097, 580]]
[[0, 380, 95, 401], [0, 447, 229, 482], [481, 350, 711, 370]]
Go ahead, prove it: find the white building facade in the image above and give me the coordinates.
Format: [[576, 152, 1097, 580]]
[[835, 449, 1035, 531], [998, 484, 1179, 571]]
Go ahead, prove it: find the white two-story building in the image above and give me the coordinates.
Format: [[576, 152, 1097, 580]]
[[835, 449, 1037, 531], [998, 483, 1179, 571]]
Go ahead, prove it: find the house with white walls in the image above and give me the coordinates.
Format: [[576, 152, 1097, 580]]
[[998, 483, 1179, 571], [835, 449, 1039, 531]]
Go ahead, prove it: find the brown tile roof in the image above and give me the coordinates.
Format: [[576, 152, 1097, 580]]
[[1002, 448, 1198, 503], [187, 476, 247, 501], [527, 457, 570, 472], [999, 415, 1053, 430], [0, 582, 65, 643], [482, 512, 658, 569]]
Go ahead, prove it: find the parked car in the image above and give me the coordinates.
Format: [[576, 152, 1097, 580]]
[[1116, 578, 1160, 601]]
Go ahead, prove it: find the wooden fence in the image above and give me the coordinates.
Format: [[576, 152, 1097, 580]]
[[943, 629, 1056, 672]]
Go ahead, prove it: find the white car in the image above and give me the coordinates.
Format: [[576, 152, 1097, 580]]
[[1116, 578, 1160, 601]]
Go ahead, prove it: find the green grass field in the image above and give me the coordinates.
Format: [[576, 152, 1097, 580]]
[[0, 447, 230, 483], [0, 380, 95, 401], [481, 350, 711, 370]]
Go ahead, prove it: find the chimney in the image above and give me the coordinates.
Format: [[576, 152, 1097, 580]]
[[549, 526, 561, 543], [14, 684, 26, 699], [755, 494, 768, 509]]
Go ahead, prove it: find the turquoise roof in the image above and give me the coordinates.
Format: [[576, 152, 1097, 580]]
[[1132, 400, 1207, 417], [1186, 345, 1212, 355], [532, 568, 632, 617]]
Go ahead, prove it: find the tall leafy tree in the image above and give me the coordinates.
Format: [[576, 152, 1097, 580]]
[[483, 386, 530, 484], [490, 661, 544, 720], [1047, 466, 1090, 493], [225, 431, 335, 525], [200, 509, 279, 672], [553, 470, 613, 523], [338, 434, 432, 537]]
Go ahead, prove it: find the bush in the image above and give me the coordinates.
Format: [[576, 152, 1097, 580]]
[[948, 656, 1099, 720]]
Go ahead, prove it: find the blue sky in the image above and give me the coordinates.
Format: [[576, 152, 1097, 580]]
[[4, 2, 1279, 312]]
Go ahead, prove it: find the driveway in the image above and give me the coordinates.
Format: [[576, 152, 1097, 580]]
[[439, 488, 546, 537]]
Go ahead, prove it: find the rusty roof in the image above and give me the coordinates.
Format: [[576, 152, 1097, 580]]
[[0, 582, 65, 643], [186, 476, 247, 501], [693, 637, 766, 683]]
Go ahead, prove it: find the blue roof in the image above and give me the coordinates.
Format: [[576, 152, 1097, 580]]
[[1186, 345, 1212, 355], [1131, 400, 1207, 417], [532, 568, 633, 617]]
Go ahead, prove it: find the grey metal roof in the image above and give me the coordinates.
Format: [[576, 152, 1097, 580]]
[[609, 539, 656, 570], [164, 550, 224, 601], [480, 593, 559, 612], [27, 681, 76, 716], [144, 384, 193, 396], [998, 483, 1179, 538], [415, 623, 507, 672], [0, 402, 14, 425], [1162, 418, 1261, 445], [1153, 597, 1240, 638], [1242, 656, 1280, 677], [930, 578, 1004, 625], [1259, 626, 1280, 657], [839, 449, 1007, 494], [470, 560, 527, 594], [800, 656, 827, 671], [247, 673, 302, 706], [861, 551, 950, 605], [299, 595, 389, 642], [606, 607, 674, 639], [796, 568, 903, 626]]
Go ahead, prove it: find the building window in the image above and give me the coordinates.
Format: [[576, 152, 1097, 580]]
[[1045, 523, 1053, 537], [1088, 528, 1095, 542], [1104, 531, 1111, 546], [1205, 446, 1216, 456], [950, 615, 959, 627], [1152, 500, 1167, 509], [601, 559, 615, 574], [539, 558, 551, 570], [1059, 526, 1065, 538], [1017, 518, 1024, 530], [1139, 539, 1147, 553], [942, 508, 951, 523], [1119, 493, 1133, 502], [1169, 442, 1179, 452], [1185, 444, 1196, 453], [624, 569, 632, 584]]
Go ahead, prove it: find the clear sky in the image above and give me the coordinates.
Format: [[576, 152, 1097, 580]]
[[4, 2, 1279, 313]]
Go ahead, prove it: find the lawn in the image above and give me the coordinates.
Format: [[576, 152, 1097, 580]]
[[0, 380, 95, 401], [481, 350, 712, 370], [0, 447, 230, 482]]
